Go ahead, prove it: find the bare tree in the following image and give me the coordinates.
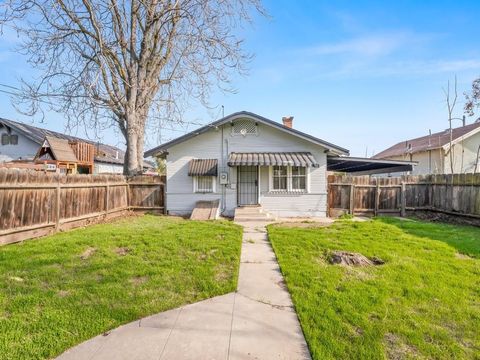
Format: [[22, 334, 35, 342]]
[[443, 77, 458, 174], [0, 0, 264, 174]]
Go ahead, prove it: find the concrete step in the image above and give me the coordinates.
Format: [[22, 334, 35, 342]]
[[234, 215, 275, 222], [234, 207, 277, 222]]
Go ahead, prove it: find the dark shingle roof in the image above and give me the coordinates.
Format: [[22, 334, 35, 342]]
[[373, 121, 480, 159], [144, 111, 349, 157]]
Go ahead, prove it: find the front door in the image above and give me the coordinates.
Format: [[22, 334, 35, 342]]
[[237, 166, 258, 205]]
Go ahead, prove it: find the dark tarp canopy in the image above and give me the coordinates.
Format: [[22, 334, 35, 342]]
[[327, 156, 416, 175]]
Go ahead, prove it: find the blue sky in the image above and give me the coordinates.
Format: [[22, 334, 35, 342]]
[[1, 0, 480, 156]]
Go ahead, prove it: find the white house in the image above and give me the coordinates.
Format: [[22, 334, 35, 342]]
[[145, 111, 414, 218], [373, 121, 480, 175]]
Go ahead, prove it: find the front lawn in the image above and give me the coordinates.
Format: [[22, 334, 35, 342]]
[[268, 218, 480, 360], [0, 215, 242, 360]]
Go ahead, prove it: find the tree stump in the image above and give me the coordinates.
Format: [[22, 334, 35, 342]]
[[329, 251, 384, 266]]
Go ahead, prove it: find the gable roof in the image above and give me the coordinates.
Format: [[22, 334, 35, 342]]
[[373, 121, 480, 159], [144, 111, 349, 157], [40, 136, 78, 162], [0, 117, 125, 165]]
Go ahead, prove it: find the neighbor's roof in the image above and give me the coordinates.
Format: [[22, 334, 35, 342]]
[[228, 152, 319, 167], [0, 117, 126, 166], [144, 111, 349, 157], [42, 136, 78, 162], [373, 121, 480, 159]]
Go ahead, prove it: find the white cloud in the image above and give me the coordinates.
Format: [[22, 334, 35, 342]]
[[308, 32, 415, 57]]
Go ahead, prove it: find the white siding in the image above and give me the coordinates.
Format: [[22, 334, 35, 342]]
[[0, 127, 39, 162], [165, 118, 329, 217]]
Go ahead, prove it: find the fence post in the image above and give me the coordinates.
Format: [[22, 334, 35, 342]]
[[349, 184, 355, 215], [55, 184, 60, 230], [105, 181, 109, 216], [401, 182, 406, 217], [374, 182, 380, 216]]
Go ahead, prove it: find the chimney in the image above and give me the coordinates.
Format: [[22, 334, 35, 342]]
[[282, 116, 294, 128], [462, 115, 466, 127]]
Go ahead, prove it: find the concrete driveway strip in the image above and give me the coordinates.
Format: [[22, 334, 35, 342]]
[[57, 220, 310, 360]]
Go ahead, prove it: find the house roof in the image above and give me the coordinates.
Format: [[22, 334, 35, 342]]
[[228, 152, 319, 167], [144, 111, 349, 157], [0, 117, 126, 165], [373, 121, 480, 159], [41, 136, 78, 162]]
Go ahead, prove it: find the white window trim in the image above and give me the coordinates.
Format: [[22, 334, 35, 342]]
[[268, 166, 309, 193], [193, 176, 217, 193]]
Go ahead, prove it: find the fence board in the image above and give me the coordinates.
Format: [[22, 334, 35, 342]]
[[328, 174, 480, 219], [0, 169, 165, 245]]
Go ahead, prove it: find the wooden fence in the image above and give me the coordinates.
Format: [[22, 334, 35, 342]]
[[0, 169, 165, 245], [328, 174, 480, 219]]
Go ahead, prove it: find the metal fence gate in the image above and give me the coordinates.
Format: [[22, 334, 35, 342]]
[[237, 166, 258, 205]]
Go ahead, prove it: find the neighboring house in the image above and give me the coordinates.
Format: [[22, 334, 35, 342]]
[[0, 117, 152, 174], [373, 121, 480, 175], [145, 111, 414, 217]]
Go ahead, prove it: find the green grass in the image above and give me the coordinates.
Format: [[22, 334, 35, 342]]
[[0, 215, 242, 360], [268, 218, 480, 360]]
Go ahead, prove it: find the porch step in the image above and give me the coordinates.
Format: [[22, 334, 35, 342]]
[[234, 207, 276, 222]]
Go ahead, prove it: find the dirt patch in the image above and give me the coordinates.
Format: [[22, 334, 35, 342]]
[[455, 252, 473, 260], [57, 290, 70, 298], [410, 210, 480, 227], [214, 265, 230, 282], [115, 247, 131, 256], [329, 251, 384, 266], [80, 247, 96, 260], [129, 276, 148, 285], [384, 333, 419, 360]]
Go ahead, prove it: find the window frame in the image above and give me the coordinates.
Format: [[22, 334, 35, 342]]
[[271, 165, 288, 191], [268, 166, 309, 193], [1, 134, 10, 145], [9, 135, 18, 145], [193, 175, 216, 193]]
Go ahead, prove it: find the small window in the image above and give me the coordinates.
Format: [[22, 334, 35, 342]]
[[1, 134, 9, 145], [194, 176, 215, 193], [291, 166, 306, 191], [272, 166, 287, 191], [10, 135, 18, 145]]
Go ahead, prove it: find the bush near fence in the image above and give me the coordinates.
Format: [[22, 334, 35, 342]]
[[0, 169, 165, 245], [328, 174, 480, 220]]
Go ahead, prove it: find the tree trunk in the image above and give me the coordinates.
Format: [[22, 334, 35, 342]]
[[126, 133, 139, 175], [136, 132, 145, 173]]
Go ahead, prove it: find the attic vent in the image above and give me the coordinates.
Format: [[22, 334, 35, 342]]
[[232, 119, 257, 136]]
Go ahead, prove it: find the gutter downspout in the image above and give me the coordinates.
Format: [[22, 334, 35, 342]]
[[220, 125, 226, 214]]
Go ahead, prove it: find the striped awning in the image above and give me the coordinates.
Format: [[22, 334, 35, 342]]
[[228, 152, 319, 167], [188, 159, 218, 176]]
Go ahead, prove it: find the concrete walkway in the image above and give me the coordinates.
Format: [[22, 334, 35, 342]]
[[57, 220, 310, 360]]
